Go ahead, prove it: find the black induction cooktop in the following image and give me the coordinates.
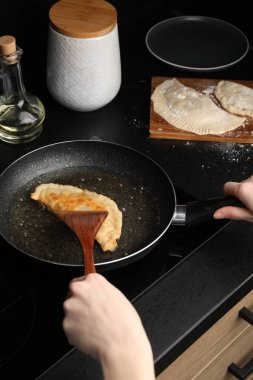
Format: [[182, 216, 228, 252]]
[[0, 186, 226, 380]]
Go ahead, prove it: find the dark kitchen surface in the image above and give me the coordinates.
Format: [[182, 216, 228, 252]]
[[0, 1, 253, 379]]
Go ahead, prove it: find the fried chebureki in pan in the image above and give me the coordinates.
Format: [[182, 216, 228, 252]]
[[31, 183, 122, 252]]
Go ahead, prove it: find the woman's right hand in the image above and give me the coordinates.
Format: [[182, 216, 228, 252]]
[[214, 175, 253, 222], [63, 273, 155, 380]]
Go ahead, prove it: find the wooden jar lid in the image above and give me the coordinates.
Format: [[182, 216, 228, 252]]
[[49, 0, 117, 38]]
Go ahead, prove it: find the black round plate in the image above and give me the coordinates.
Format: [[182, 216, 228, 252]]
[[146, 15, 249, 72]]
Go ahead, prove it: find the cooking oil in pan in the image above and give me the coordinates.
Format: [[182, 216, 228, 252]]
[[7, 167, 160, 266]]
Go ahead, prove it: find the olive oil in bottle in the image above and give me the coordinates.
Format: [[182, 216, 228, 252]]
[[0, 35, 45, 144]]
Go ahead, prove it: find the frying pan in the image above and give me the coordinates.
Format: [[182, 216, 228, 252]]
[[0, 140, 242, 271]]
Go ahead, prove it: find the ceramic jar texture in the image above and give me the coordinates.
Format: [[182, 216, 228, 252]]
[[46, 2, 121, 112]]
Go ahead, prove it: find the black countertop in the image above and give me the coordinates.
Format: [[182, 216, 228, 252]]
[[37, 221, 253, 379], [0, 0, 253, 378]]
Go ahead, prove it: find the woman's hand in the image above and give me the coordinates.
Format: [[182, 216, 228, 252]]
[[63, 273, 155, 380], [214, 175, 253, 222]]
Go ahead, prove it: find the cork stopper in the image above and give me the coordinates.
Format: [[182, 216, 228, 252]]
[[0, 35, 16, 55], [0, 35, 18, 63], [49, 0, 117, 38]]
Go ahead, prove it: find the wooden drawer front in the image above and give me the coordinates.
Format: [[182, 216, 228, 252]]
[[193, 324, 253, 380], [157, 290, 253, 380]]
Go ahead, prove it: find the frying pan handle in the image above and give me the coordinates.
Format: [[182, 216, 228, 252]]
[[185, 196, 244, 227]]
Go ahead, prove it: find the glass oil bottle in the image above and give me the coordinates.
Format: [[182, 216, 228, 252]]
[[0, 35, 45, 144]]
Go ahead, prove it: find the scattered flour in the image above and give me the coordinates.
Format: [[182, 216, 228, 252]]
[[183, 140, 253, 174], [201, 85, 216, 96]]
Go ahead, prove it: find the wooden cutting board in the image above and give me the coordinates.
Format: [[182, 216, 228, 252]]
[[149, 77, 253, 143]]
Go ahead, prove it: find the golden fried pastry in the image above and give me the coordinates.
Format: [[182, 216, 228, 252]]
[[31, 183, 122, 252]]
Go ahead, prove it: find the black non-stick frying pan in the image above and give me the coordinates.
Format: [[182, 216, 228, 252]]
[[0, 140, 242, 271]]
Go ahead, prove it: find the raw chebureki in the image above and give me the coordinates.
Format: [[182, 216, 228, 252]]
[[151, 78, 246, 135], [31, 183, 122, 252], [215, 80, 253, 118]]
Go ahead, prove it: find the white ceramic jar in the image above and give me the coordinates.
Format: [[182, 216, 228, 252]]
[[46, 0, 121, 112]]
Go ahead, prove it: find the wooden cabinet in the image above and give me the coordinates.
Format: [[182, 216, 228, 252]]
[[157, 290, 253, 380]]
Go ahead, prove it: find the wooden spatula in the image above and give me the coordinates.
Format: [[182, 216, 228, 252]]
[[53, 210, 108, 274]]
